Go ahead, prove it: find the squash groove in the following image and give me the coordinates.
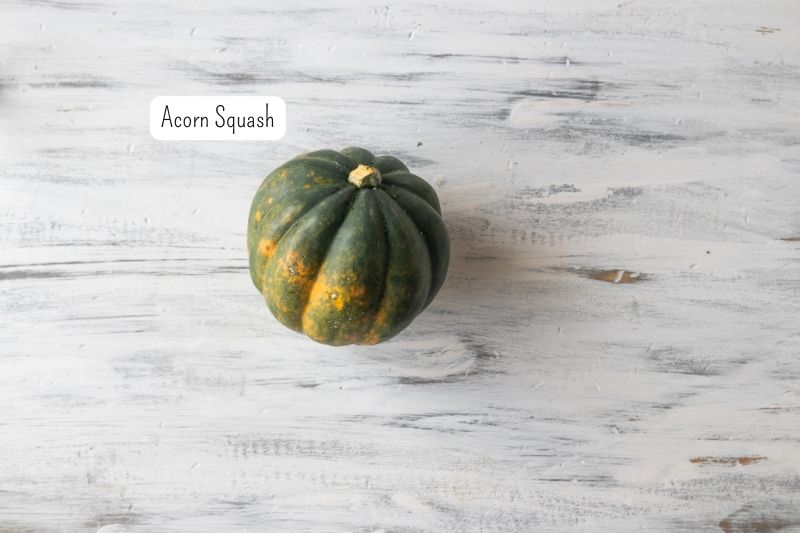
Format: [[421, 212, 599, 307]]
[[364, 189, 392, 340]]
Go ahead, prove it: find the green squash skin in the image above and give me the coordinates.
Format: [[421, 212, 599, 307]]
[[300, 190, 387, 345], [261, 187, 356, 331], [382, 171, 441, 214], [364, 190, 432, 344], [248, 184, 343, 290], [247, 147, 450, 346], [339, 147, 376, 166], [381, 184, 449, 306], [374, 155, 409, 174]]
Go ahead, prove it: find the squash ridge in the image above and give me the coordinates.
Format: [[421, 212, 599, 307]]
[[363, 189, 392, 340], [380, 186, 440, 305], [298, 188, 362, 332], [293, 156, 354, 177], [259, 186, 354, 301], [380, 170, 441, 214], [376, 189, 434, 323], [250, 184, 346, 291]]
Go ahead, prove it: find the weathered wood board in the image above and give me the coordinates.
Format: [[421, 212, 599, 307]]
[[1, 1, 799, 531]]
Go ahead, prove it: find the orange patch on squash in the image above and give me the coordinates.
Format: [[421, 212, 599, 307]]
[[263, 287, 291, 316], [372, 308, 389, 327], [360, 332, 382, 345], [282, 251, 313, 283], [357, 307, 391, 345], [348, 284, 367, 301], [331, 292, 346, 311], [254, 211, 263, 222], [304, 274, 344, 312], [303, 323, 321, 341], [257, 238, 276, 258], [300, 272, 378, 344]]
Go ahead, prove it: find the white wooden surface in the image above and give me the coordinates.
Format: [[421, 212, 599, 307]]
[[2, 1, 799, 531]]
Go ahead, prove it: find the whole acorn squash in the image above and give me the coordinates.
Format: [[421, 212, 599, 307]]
[[247, 147, 450, 346]]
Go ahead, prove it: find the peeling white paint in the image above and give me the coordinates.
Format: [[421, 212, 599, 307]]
[[1, 0, 799, 532]]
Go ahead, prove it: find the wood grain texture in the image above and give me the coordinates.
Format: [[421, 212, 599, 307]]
[[1, 1, 799, 531]]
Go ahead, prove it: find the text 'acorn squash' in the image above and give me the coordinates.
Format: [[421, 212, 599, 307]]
[[247, 147, 450, 346]]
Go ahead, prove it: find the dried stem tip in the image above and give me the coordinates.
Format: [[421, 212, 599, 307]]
[[348, 164, 382, 188]]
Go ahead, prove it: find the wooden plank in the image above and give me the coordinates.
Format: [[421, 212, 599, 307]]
[[1, 1, 798, 531]]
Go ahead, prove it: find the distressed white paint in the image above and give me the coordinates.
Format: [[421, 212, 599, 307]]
[[1, 1, 799, 532]]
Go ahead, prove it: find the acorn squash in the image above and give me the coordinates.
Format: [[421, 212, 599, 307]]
[[247, 147, 449, 346]]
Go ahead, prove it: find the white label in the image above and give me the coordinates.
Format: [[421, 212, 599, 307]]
[[149, 96, 286, 141]]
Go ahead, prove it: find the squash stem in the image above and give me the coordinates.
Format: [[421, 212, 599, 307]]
[[348, 164, 382, 188]]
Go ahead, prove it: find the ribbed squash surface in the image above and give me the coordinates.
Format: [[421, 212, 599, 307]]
[[247, 147, 449, 346]]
